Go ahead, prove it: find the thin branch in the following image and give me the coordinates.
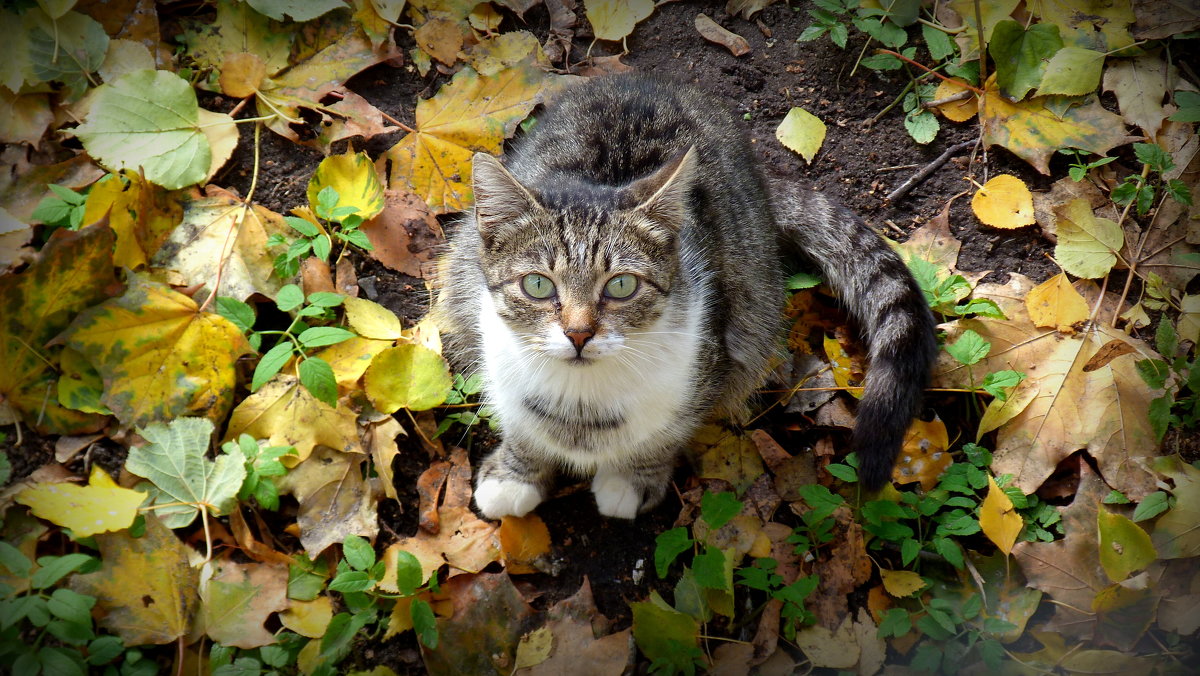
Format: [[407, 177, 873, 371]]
[[887, 139, 976, 202], [874, 49, 985, 93]]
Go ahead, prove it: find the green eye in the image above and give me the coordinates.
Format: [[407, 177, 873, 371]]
[[604, 273, 638, 299], [521, 273, 556, 299]]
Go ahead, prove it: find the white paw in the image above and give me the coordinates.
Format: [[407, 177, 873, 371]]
[[474, 478, 543, 519], [592, 471, 641, 519]]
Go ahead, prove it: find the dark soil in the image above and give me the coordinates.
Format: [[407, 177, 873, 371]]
[[206, 2, 1075, 672]]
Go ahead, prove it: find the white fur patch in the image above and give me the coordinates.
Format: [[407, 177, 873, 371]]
[[592, 469, 640, 519], [474, 478, 543, 519]]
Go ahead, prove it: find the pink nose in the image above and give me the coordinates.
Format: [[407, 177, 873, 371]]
[[564, 329, 594, 351]]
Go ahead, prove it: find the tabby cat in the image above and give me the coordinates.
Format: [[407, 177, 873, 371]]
[[435, 74, 936, 519]]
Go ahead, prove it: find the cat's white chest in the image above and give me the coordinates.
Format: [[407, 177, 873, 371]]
[[477, 293, 704, 469]]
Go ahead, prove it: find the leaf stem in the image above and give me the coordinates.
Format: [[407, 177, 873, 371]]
[[874, 49, 985, 93]]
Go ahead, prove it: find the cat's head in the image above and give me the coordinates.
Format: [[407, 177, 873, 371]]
[[470, 149, 697, 363]]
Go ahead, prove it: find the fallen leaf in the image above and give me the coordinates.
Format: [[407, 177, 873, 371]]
[[967, 551, 1043, 642], [365, 416, 406, 501], [694, 14, 750, 56], [499, 514, 552, 574], [228, 507, 293, 566], [1036, 46, 1105, 97], [775, 107, 825, 164], [971, 174, 1036, 229], [361, 188, 443, 278], [244, 0, 345, 21], [62, 273, 253, 428], [1053, 198, 1123, 279], [313, 336, 394, 393], [126, 417, 245, 528], [726, 0, 780, 19], [16, 465, 142, 537], [793, 612, 859, 669], [24, 9, 109, 100], [523, 578, 632, 676], [218, 51, 268, 98], [1027, 0, 1135, 51], [365, 343, 454, 413], [0, 224, 114, 434], [1150, 455, 1200, 559], [689, 424, 767, 495], [880, 569, 925, 598], [514, 626, 553, 671], [1103, 53, 1171, 137], [151, 187, 292, 301], [0, 89, 53, 146], [377, 63, 549, 213], [200, 560, 288, 648], [71, 514, 199, 645], [423, 572, 535, 673], [0, 155, 105, 224], [586, 0, 655, 42], [278, 444, 379, 558], [82, 171, 182, 270], [988, 20, 1062, 101], [1097, 508, 1156, 583], [414, 17, 464, 66], [307, 150, 386, 222], [893, 416, 951, 491], [631, 591, 701, 670], [463, 31, 547, 76], [180, 0, 293, 87], [980, 475, 1022, 555], [416, 460, 451, 534], [1025, 272, 1089, 331], [932, 78, 978, 122], [279, 595, 334, 638], [224, 374, 364, 465]]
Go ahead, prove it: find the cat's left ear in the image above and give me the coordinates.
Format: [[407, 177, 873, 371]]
[[628, 146, 698, 234], [472, 152, 540, 246]]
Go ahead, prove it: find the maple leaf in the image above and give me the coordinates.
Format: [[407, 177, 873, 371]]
[[198, 560, 289, 649], [223, 374, 364, 465], [0, 224, 114, 434], [61, 273, 253, 428], [81, 171, 182, 271], [15, 465, 144, 538], [377, 63, 550, 213], [70, 513, 200, 645], [276, 444, 379, 557], [519, 578, 632, 675], [151, 186, 293, 301], [423, 572, 536, 674], [934, 274, 1163, 499]]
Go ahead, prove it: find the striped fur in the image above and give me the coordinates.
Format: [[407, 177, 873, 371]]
[[433, 74, 936, 519]]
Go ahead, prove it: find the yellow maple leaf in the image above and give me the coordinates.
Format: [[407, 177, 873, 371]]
[[377, 63, 549, 213], [224, 374, 364, 465], [70, 514, 199, 645], [61, 274, 252, 428], [972, 174, 1036, 229], [980, 475, 1022, 556], [16, 465, 144, 537], [82, 171, 182, 270], [1025, 272, 1089, 331]]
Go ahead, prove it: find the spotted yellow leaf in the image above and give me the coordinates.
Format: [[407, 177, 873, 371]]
[[972, 174, 1035, 229], [1025, 273, 1089, 331], [61, 274, 253, 428], [880, 568, 925, 598], [307, 150, 385, 221], [223, 374, 364, 466], [82, 171, 182, 270], [16, 465, 144, 537], [776, 107, 826, 164]]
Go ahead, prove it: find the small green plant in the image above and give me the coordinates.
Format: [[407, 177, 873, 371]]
[[877, 589, 1012, 674], [31, 184, 88, 230], [209, 633, 307, 676], [217, 285, 355, 407], [1111, 142, 1193, 216], [222, 434, 296, 511], [269, 186, 374, 279], [434, 373, 496, 438], [1062, 148, 1118, 182], [1136, 318, 1199, 441], [907, 257, 1005, 321]]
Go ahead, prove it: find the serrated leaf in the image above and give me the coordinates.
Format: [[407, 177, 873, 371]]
[[74, 70, 216, 189], [307, 151, 385, 222], [62, 274, 253, 428], [298, 327, 356, 348], [16, 466, 143, 538], [945, 329, 990, 366], [775, 107, 826, 163], [125, 418, 246, 528], [654, 527, 692, 578], [298, 357, 338, 406], [364, 344, 453, 412], [378, 63, 549, 213]]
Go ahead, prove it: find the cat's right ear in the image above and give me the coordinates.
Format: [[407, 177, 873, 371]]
[[472, 153, 539, 246]]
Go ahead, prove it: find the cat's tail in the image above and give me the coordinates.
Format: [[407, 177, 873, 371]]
[[769, 181, 938, 491]]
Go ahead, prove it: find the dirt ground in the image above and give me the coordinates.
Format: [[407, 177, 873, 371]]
[[183, 1, 1134, 672]]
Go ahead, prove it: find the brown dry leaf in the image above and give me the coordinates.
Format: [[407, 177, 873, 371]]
[[71, 514, 199, 645], [0, 89, 52, 146], [416, 459, 452, 534], [1025, 272, 1089, 331], [1032, 175, 1114, 241], [423, 572, 536, 674], [224, 375, 363, 465], [971, 174, 1036, 229], [1103, 53, 1171, 137], [499, 514, 552, 574], [152, 186, 292, 301], [893, 416, 951, 491], [361, 188, 443, 277], [575, 54, 633, 77], [277, 445, 380, 558], [229, 507, 294, 566], [365, 416, 406, 501], [199, 560, 289, 649], [0, 155, 104, 224], [391, 447, 500, 581], [793, 612, 859, 669], [586, 0, 655, 42], [893, 201, 964, 273], [1012, 463, 1114, 641], [934, 274, 1162, 499], [689, 424, 767, 494], [694, 14, 750, 56], [811, 505, 871, 629], [521, 578, 632, 676], [414, 17, 464, 66]]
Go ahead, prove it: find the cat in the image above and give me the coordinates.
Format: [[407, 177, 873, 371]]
[[433, 74, 937, 519]]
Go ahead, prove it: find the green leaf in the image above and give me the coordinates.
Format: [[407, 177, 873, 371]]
[[945, 329, 990, 366], [1148, 394, 1173, 442], [786, 272, 822, 290], [86, 636, 124, 665], [0, 541, 32, 578], [1097, 509, 1156, 582], [632, 592, 700, 672], [297, 327, 355, 348], [312, 234, 333, 260], [1132, 490, 1170, 522], [74, 70, 217, 189], [922, 23, 955, 61], [276, 284, 305, 312], [285, 216, 320, 237], [826, 462, 857, 482], [328, 570, 373, 593], [298, 357, 338, 407], [27, 10, 108, 100], [654, 527, 693, 578], [364, 344, 453, 413], [252, 342, 295, 392], [1036, 47, 1105, 97], [700, 491, 742, 529], [216, 297, 255, 333], [1168, 91, 1200, 122], [1135, 359, 1170, 390], [31, 554, 94, 590], [691, 547, 729, 591], [394, 550, 424, 596], [877, 607, 911, 638], [900, 538, 921, 566], [287, 556, 328, 602], [954, 298, 1006, 319], [775, 107, 826, 163], [47, 589, 95, 626], [1103, 489, 1131, 504], [905, 109, 940, 144], [411, 598, 438, 649], [980, 370, 1025, 400], [1133, 142, 1173, 173], [306, 292, 344, 308], [1155, 319, 1179, 359], [988, 20, 1063, 101], [341, 535, 375, 571], [125, 418, 246, 528], [38, 645, 86, 676]]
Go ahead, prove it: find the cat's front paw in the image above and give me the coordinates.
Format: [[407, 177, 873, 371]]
[[592, 471, 641, 519], [474, 478, 543, 519]]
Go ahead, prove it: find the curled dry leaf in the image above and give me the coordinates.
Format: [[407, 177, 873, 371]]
[[694, 14, 751, 57], [276, 444, 380, 558]]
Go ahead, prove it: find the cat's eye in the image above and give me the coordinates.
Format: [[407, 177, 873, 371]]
[[604, 273, 639, 299], [521, 273, 556, 299]]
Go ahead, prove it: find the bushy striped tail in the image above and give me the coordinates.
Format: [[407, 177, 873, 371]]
[[770, 182, 938, 490]]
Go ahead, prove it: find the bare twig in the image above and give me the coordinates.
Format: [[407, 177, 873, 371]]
[[923, 89, 973, 108], [887, 140, 976, 202]]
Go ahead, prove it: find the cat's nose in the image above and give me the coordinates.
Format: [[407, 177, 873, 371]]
[[564, 328, 594, 353]]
